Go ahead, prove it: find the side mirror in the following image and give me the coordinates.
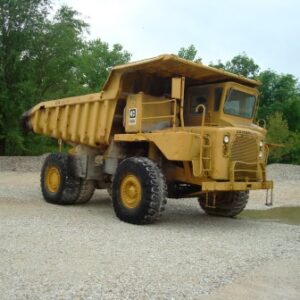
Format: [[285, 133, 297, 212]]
[[171, 77, 185, 100]]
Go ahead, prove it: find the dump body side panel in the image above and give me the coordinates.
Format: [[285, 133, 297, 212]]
[[23, 70, 124, 148], [25, 93, 117, 147]]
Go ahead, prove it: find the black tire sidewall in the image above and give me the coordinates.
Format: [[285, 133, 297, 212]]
[[41, 153, 79, 205], [112, 157, 164, 224], [199, 191, 249, 217], [41, 153, 67, 203]]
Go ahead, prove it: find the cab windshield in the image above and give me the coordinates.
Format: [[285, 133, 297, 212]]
[[224, 89, 256, 118]]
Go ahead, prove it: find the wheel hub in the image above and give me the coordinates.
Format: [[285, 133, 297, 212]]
[[120, 174, 142, 209], [45, 166, 61, 193]]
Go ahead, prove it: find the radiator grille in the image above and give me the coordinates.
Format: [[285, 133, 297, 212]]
[[234, 162, 258, 181], [230, 134, 258, 163]]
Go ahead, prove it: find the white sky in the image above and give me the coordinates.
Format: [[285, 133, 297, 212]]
[[55, 0, 300, 78]]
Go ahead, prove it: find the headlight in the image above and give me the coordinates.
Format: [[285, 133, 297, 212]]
[[259, 151, 263, 159], [223, 135, 230, 144], [259, 141, 264, 148]]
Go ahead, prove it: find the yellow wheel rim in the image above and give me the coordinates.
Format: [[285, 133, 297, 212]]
[[120, 174, 142, 209], [45, 166, 61, 193]]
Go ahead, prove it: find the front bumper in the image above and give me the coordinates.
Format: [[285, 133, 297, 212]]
[[201, 180, 273, 192]]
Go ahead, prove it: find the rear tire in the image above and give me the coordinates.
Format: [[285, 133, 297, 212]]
[[112, 157, 167, 224], [198, 191, 249, 217], [76, 180, 95, 204], [41, 153, 95, 205]]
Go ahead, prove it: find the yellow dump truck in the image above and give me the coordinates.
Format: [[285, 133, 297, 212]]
[[22, 54, 273, 224]]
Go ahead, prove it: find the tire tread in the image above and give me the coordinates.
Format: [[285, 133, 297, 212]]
[[198, 191, 249, 217], [112, 157, 167, 224]]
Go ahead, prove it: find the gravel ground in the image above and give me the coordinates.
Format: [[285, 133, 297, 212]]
[[247, 164, 300, 209], [0, 157, 300, 299]]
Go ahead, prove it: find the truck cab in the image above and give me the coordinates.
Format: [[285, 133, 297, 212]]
[[184, 81, 258, 127]]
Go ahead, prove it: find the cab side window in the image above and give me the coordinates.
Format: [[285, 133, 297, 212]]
[[189, 87, 209, 114], [191, 96, 207, 113], [214, 88, 223, 112]]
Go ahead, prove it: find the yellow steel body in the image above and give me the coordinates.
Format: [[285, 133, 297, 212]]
[[24, 54, 258, 148], [26, 93, 117, 146], [23, 54, 273, 193]]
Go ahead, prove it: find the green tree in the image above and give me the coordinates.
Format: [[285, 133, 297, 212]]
[[0, 1, 131, 155], [0, 2, 90, 154], [287, 133, 300, 164], [20, 5, 91, 156], [30, 5, 89, 101], [0, 0, 51, 154], [177, 44, 201, 63], [210, 52, 260, 78], [283, 99, 300, 132], [258, 70, 300, 131], [75, 39, 131, 92], [267, 113, 300, 164], [266, 112, 291, 162]]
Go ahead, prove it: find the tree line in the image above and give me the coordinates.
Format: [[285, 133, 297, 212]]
[[1, 1, 299, 164]]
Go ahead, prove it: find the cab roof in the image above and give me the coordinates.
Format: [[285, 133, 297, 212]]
[[103, 54, 260, 90]]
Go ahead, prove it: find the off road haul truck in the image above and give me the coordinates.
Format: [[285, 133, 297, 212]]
[[22, 55, 273, 224]]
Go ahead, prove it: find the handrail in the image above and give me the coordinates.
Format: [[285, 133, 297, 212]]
[[142, 115, 174, 120], [195, 104, 206, 127], [143, 99, 175, 105], [141, 98, 177, 128], [197, 134, 212, 176], [230, 161, 258, 182]]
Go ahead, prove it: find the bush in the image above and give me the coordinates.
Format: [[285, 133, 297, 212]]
[[266, 112, 299, 163]]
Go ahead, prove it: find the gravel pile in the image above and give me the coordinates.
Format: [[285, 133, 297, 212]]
[[266, 163, 300, 181], [0, 155, 47, 172], [247, 164, 300, 209]]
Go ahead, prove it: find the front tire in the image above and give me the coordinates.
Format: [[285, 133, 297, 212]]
[[112, 157, 167, 224], [198, 191, 249, 217]]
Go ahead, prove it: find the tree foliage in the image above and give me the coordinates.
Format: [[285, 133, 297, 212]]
[[75, 39, 131, 92], [177, 45, 201, 63], [210, 52, 260, 78], [258, 71, 300, 131], [266, 112, 291, 162], [0, 1, 131, 155], [0, 0, 51, 154]]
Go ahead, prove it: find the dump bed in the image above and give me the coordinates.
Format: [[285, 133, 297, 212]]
[[23, 93, 117, 147]]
